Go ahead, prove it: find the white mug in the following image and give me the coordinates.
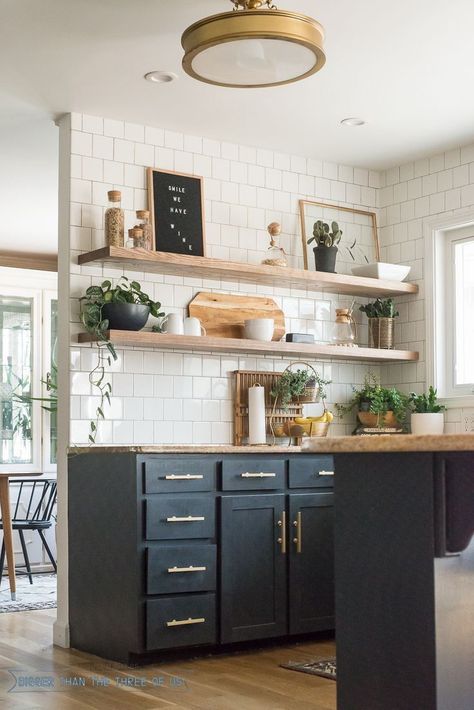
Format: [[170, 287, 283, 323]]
[[184, 317, 206, 337], [244, 318, 275, 342], [161, 313, 184, 335]]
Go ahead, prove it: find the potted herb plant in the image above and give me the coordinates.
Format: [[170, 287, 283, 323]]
[[307, 220, 342, 273], [409, 387, 446, 435], [271, 366, 331, 409], [336, 373, 409, 428], [359, 298, 399, 349]]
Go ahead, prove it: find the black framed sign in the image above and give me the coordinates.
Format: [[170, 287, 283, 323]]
[[147, 168, 206, 256]]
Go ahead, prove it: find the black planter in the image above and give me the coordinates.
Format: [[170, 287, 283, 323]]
[[102, 303, 150, 331], [313, 246, 338, 273]]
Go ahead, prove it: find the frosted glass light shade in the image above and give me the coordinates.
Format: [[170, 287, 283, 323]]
[[182, 9, 325, 88]]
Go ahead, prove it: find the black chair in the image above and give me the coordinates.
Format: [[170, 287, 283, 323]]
[[0, 479, 57, 585]]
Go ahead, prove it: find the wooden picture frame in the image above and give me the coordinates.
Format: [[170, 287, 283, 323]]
[[299, 200, 380, 275], [147, 168, 206, 256]]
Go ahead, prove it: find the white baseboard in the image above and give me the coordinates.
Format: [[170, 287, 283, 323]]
[[53, 619, 70, 648]]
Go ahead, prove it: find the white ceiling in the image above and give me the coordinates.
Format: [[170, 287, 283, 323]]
[[1, 0, 474, 170]]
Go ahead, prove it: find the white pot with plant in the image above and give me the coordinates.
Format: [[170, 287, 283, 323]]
[[409, 387, 446, 435]]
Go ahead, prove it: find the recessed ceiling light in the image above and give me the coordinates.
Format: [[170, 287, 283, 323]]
[[144, 71, 178, 84], [340, 117, 366, 127]]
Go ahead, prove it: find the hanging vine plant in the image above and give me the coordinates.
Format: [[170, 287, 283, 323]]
[[80, 277, 165, 443]]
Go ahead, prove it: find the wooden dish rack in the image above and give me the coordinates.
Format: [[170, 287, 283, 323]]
[[233, 370, 303, 446]]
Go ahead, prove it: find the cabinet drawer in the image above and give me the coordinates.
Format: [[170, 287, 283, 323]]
[[143, 458, 215, 493], [221, 459, 285, 490], [146, 593, 216, 650], [146, 497, 215, 540], [147, 545, 216, 595], [289, 457, 335, 488]]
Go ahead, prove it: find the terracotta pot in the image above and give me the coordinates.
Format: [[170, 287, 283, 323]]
[[357, 410, 399, 428]]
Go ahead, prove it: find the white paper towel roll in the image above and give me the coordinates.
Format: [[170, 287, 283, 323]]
[[248, 384, 266, 445]]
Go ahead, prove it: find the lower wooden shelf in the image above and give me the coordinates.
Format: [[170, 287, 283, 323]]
[[77, 331, 419, 363]]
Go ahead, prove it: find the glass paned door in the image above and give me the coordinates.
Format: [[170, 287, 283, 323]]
[[0, 296, 33, 464]]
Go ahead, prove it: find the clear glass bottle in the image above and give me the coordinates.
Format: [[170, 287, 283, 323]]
[[136, 210, 153, 250], [331, 308, 357, 347], [104, 190, 124, 247], [261, 221, 287, 267]]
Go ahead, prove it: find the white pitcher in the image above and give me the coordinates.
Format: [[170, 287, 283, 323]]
[[184, 317, 206, 337]]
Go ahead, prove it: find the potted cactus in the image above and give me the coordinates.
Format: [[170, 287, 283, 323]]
[[307, 220, 342, 273], [409, 387, 446, 435]]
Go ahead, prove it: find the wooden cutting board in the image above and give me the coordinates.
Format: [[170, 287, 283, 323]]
[[189, 292, 285, 341]]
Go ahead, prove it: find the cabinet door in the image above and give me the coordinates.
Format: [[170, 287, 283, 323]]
[[220, 494, 287, 643], [289, 492, 335, 634]]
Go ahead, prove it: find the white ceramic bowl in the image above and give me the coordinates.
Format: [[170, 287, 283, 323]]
[[244, 318, 275, 341], [351, 262, 411, 281]]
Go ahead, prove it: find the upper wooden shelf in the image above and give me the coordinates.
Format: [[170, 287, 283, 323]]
[[77, 247, 418, 298], [77, 330, 419, 363]]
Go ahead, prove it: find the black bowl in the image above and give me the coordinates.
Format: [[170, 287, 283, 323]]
[[102, 303, 150, 331]]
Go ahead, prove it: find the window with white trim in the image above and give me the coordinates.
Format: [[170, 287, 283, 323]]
[[429, 221, 474, 401], [0, 270, 57, 473]]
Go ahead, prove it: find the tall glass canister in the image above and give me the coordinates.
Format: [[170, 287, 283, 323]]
[[105, 190, 124, 247]]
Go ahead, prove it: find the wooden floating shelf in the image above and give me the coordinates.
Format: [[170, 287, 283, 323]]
[[77, 331, 419, 363], [78, 247, 418, 298]]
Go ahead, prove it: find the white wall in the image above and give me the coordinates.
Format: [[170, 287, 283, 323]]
[[0, 118, 58, 254], [379, 147, 474, 430], [64, 112, 385, 446]]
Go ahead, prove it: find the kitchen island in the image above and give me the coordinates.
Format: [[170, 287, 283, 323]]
[[68, 436, 474, 709]]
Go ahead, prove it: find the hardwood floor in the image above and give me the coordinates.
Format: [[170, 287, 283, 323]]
[[0, 610, 336, 709]]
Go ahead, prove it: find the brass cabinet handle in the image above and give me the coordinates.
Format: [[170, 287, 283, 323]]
[[318, 470, 334, 476], [164, 474, 204, 480], [277, 510, 287, 554], [167, 566, 207, 573], [166, 515, 205, 523], [166, 617, 205, 628], [241, 472, 276, 478], [293, 511, 302, 553]]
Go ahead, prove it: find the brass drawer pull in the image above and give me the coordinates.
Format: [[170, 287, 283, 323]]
[[164, 474, 204, 480], [241, 472, 276, 478], [318, 470, 334, 476], [293, 511, 302, 553], [277, 510, 287, 554], [166, 515, 205, 523], [167, 566, 207, 573], [166, 617, 205, 628]]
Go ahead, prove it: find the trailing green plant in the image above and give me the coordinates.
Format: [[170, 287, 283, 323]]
[[271, 368, 332, 409], [409, 386, 446, 414], [308, 220, 343, 248], [336, 373, 409, 426], [80, 277, 165, 443], [359, 298, 399, 318]]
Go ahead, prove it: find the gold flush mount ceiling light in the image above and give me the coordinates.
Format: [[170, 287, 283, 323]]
[[181, 0, 326, 88]]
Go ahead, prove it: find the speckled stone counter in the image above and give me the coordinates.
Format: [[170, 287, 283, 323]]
[[70, 434, 474, 455]]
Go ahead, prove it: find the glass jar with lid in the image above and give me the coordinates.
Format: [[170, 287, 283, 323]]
[[136, 210, 153, 250], [104, 191, 124, 247]]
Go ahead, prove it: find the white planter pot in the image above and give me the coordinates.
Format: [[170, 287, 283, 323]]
[[410, 412, 444, 435]]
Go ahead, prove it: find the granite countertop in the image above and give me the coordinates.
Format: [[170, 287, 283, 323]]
[[69, 434, 474, 455]]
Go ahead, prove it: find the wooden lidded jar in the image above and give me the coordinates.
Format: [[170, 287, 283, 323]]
[[105, 190, 124, 247], [136, 210, 153, 250]]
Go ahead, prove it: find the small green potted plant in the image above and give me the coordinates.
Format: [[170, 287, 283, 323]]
[[409, 387, 446, 435], [81, 276, 165, 332], [271, 367, 331, 409], [336, 373, 409, 429], [359, 298, 399, 349], [80, 277, 165, 443], [307, 220, 342, 273]]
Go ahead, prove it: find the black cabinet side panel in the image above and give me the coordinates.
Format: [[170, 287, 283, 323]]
[[69, 453, 141, 662], [334, 452, 437, 710]]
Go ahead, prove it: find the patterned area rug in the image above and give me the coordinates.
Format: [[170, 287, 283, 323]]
[[0, 573, 56, 613], [281, 658, 337, 681]]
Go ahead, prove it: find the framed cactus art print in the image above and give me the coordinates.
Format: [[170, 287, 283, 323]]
[[299, 200, 380, 275]]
